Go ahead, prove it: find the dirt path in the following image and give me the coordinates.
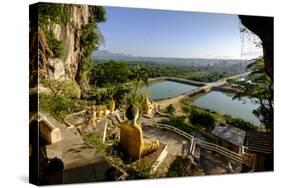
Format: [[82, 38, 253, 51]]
[[156, 94, 186, 116]]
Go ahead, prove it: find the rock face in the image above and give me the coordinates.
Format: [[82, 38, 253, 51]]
[[44, 5, 88, 81], [30, 4, 92, 90]]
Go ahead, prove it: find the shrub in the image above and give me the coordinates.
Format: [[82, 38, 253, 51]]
[[188, 109, 215, 131], [45, 31, 64, 58], [39, 79, 83, 121], [39, 93, 83, 121], [224, 115, 257, 131], [160, 116, 192, 133], [166, 104, 175, 115], [41, 79, 80, 99], [82, 132, 104, 152]]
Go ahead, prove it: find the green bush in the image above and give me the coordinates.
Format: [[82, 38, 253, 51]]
[[41, 79, 80, 99], [189, 109, 215, 131], [166, 104, 175, 115], [160, 116, 192, 134], [39, 93, 83, 121], [38, 3, 69, 58], [45, 31, 64, 58], [39, 79, 83, 121], [39, 3, 70, 26], [224, 115, 257, 131], [82, 132, 104, 152]]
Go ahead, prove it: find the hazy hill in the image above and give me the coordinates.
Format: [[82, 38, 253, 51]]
[[92, 50, 248, 67]]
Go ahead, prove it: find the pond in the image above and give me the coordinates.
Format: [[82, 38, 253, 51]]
[[142, 80, 261, 126], [140, 80, 196, 100], [192, 91, 261, 125]]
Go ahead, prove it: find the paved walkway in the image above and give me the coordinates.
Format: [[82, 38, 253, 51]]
[[142, 126, 190, 155]]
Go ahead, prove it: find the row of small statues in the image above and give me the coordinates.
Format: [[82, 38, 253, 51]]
[[88, 93, 155, 128], [87, 99, 116, 128]]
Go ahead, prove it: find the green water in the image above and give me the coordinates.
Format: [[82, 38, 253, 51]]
[[140, 80, 196, 100], [193, 91, 261, 125], [142, 80, 261, 126]]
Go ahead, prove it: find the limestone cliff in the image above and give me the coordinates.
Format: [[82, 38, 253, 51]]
[[30, 3, 106, 92], [40, 5, 89, 89]]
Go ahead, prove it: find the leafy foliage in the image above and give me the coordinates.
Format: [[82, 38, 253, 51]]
[[160, 116, 192, 133], [45, 31, 64, 58], [125, 93, 145, 115], [38, 3, 70, 27], [230, 58, 273, 131], [41, 79, 80, 98], [90, 61, 132, 87], [188, 109, 215, 131], [130, 64, 149, 94], [38, 3, 70, 58], [39, 79, 84, 121], [39, 93, 83, 121], [166, 104, 175, 115], [79, 6, 106, 83], [223, 115, 257, 131], [82, 132, 105, 152], [94, 59, 249, 82]]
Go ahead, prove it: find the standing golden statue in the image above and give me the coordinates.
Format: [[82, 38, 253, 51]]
[[143, 93, 154, 114]]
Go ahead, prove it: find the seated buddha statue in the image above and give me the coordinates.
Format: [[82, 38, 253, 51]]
[[143, 93, 154, 114], [120, 105, 159, 160]]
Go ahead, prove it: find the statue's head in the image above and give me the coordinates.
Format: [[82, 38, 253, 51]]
[[126, 105, 139, 123]]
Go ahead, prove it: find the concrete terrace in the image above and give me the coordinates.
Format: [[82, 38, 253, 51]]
[[41, 112, 113, 183]]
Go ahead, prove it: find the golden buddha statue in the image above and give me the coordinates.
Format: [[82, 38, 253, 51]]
[[101, 105, 109, 116], [97, 105, 102, 120], [120, 105, 159, 160], [91, 112, 97, 128], [90, 106, 96, 113], [109, 98, 116, 113], [143, 93, 154, 114]]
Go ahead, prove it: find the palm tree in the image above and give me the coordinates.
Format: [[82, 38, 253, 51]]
[[132, 65, 149, 95]]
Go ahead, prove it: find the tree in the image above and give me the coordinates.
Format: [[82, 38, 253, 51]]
[[90, 61, 132, 103], [130, 65, 149, 95], [90, 61, 131, 88], [231, 58, 273, 131]]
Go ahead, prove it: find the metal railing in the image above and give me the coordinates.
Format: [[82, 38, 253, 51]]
[[152, 123, 242, 163], [195, 139, 242, 163]]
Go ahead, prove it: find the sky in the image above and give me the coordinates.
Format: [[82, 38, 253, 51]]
[[97, 6, 262, 59]]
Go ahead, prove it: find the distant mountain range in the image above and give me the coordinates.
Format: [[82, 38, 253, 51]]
[[92, 50, 133, 59], [92, 50, 248, 66]]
